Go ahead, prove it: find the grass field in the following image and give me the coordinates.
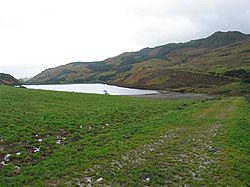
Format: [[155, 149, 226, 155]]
[[0, 85, 249, 186]]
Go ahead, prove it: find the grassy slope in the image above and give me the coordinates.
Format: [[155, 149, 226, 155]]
[[0, 86, 249, 186]]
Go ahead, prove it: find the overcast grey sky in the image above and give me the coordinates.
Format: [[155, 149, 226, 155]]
[[0, 0, 249, 78]]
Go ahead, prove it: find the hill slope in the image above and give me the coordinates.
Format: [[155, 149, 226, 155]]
[[27, 31, 250, 94], [0, 73, 20, 86]]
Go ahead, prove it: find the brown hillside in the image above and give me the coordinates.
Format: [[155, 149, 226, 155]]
[[0, 73, 20, 86]]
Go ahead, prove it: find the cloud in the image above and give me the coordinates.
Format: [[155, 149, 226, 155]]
[[0, 0, 249, 77], [126, 0, 250, 45]]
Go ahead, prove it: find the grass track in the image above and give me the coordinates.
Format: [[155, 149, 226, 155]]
[[0, 86, 249, 186]]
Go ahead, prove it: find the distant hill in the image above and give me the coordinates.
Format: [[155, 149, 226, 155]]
[[0, 73, 20, 86], [27, 31, 250, 94], [18, 77, 32, 82]]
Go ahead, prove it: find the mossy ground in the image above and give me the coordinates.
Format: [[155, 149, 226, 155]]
[[0, 86, 249, 186]]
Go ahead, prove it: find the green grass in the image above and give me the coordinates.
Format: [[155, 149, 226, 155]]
[[208, 82, 250, 95], [0, 86, 249, 186]]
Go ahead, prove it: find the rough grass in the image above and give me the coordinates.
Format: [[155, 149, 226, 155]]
[[0, 86, 249, 186]]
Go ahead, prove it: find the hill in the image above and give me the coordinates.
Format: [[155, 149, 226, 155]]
[[27, 31, 250, 94], [0, 73, 20, 86]]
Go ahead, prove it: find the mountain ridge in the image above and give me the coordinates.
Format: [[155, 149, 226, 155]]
[[27, 31, 250, 94]]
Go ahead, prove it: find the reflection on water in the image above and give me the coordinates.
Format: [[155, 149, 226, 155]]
[[24, 84, 159, 95]]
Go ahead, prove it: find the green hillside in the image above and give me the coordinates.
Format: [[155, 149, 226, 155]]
[[0, 86, 249, 186], [0, 73, 20, 86], [27, 31, 250, 94]]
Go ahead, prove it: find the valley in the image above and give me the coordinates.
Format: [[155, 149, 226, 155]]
[[1, 31, 249, 186]]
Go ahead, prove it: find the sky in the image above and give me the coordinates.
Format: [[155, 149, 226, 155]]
[[0, 0, 249, 78]]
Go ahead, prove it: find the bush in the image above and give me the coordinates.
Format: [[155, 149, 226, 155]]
[[223, 69, 250, 79], [242, 78, 250, 84]]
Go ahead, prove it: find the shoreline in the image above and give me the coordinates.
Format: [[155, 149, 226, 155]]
[[129, 91, 214, 100]]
